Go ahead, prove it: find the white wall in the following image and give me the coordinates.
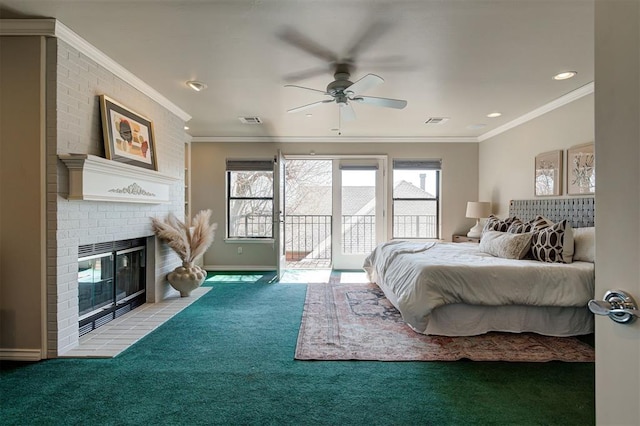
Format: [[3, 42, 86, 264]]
[[191, 141, 479, 269], [478, 94, 594, 217]]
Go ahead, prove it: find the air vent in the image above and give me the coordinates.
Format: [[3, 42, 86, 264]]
[[238, 116, 263, 124], [424, 117, 449, 125]]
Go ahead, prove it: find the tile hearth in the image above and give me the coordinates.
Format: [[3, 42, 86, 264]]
[[61, 287, 210, 358]]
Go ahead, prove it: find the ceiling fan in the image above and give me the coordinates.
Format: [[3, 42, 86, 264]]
[[285, 63, 407, 122]]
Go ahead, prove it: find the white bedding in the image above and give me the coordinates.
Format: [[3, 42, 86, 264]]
[[362, 240, 595, 334]]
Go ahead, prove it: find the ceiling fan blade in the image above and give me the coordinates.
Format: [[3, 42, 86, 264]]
[[284, 84, 329, 95], [282, 66, 331, 83], [352, 95, 407, 109], [287, 99, 333, 114], [277, 28, 338, 63], [339, 102, 356, 122], [345, 73, 384, 96], [345, 21, 391, 60]]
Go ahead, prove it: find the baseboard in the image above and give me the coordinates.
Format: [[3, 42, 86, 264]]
[[0, 348, 43, 361], [204, 265, 276, 272]]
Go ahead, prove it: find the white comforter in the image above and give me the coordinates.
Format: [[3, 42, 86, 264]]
[[362, 241, 595, 333]]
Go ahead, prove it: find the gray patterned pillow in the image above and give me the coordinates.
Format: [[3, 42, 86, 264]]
[[482, 215, 516, 233], [507, 215, 553, 234], [531, 220, 575, 263], [478, 231, 533, 260]]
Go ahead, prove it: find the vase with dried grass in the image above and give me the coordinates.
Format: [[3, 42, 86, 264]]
[[151, 210, 217, 297]]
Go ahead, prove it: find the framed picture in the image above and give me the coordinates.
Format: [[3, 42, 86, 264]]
[[567, 142, 595, 195], [534, 150, 563, 196], [99, 95, 158, 170]]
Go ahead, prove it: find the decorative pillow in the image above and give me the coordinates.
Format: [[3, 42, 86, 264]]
[[478, 230, 533, 260], [531, 220, 575, 263], [482, 215, 516, 233], [573, 227, 595, 262], [507, 215, 553, 234]]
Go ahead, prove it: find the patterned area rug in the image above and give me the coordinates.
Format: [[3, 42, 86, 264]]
[[295, 282, 595, 362]]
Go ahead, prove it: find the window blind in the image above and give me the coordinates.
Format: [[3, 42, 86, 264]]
[[225, 158, 274, 171], [338, 164, 379, 170], [392, 159, 442, 170]]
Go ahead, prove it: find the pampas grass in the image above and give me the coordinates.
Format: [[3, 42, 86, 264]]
[[151, 210, 217, 264]]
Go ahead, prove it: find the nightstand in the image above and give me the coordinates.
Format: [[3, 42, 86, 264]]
[[452, 234, 480, 243]]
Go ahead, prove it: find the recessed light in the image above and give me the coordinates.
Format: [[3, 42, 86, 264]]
[[306, 114, 313, 118], [487, 112, 502, 118], [184, 126, 190, 130], [553, 71, 577, 80], [186, 80, 207, 91]]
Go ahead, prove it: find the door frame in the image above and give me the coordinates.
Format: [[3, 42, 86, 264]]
[[594, 1, 640, 423], [274, 150, 286, 280], [283, 154, 388, 270], [332, 157, 386, 270]]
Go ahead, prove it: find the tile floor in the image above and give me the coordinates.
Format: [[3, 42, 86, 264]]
[[60, 287, 211, 359]]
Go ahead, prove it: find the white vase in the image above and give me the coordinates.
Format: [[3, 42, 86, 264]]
[[167, 261, 206, 297]]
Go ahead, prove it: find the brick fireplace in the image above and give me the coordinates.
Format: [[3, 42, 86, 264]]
[[48, 36, 190, 357]]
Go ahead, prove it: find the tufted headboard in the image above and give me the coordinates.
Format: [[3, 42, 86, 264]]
[[508, 197, 595, 228]]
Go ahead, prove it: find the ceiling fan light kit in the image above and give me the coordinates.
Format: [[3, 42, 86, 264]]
[[285, 66, 407, 122]]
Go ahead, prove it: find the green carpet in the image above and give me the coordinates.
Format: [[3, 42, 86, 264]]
[[1, 277, 594, 425]]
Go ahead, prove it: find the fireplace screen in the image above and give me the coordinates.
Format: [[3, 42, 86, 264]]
[[78, 253, 115, 318], [78, 239, 146, 335]]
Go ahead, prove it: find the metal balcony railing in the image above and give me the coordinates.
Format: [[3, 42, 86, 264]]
[[285, 215, 331, 260], [341, 215, 376, 254], [230, 214, 273, 238], [393, 214, 438, 239], [230, 213, 438, 261]]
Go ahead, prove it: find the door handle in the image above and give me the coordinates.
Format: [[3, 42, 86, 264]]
[[588, 290, 639, 324]]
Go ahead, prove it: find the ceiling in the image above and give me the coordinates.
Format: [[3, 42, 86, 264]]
[[0, 0, 594, 141]]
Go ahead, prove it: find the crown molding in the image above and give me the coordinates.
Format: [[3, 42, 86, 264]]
[[191, 136, 479, 143], [0, 19, 191, 122], [478, 82, 594, 142], [0, 18, 57, 35]]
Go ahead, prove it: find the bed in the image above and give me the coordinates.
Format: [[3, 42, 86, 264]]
[[363, 198, 596, 337]]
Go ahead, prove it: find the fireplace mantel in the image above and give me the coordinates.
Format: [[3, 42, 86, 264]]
[[59, 154, 179, 203]]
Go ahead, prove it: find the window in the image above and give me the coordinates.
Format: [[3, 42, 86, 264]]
[[226, 159, 274, 239], [392, 159, 441, 239]]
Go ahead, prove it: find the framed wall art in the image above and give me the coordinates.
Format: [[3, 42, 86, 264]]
[[99, 95, 158, 171], [534, 150, 563, 197], [567, 142, 595, 195]]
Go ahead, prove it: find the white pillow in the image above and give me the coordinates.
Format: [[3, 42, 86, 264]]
[[573, 227, 595, 262], [479, 231, 533, 260]]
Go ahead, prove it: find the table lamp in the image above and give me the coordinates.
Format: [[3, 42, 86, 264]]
[[466, 201, 492, 238]]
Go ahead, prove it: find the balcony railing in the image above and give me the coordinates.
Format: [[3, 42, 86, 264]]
[[393, 214, 438, 239], [231, 213, 437, 261], [285, 215, 331, 261], [341, 215, 376, 254], [230, 214, 272, 238]]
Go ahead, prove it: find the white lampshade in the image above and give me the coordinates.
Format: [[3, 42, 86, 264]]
[[465, 201, 492, 238], [465, 201, 492, 219]]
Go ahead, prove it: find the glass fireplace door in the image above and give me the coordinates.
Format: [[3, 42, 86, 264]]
[[115, 247, 146, 305], [78, 253, 115, 319]]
